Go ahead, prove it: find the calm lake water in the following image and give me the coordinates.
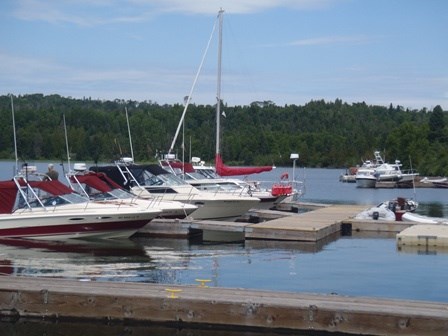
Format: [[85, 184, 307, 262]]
[[1, 161, 447, 335]]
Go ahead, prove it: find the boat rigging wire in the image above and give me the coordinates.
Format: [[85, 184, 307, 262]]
[[168, 13, 219, 155]]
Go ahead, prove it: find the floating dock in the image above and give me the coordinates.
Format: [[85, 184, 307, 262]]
[[397, 224, 448, 248], [1, 276, 447, 336], [139, 204, 414, 242]]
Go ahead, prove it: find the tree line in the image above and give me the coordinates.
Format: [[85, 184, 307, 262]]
[[0, 94, 447, 176]]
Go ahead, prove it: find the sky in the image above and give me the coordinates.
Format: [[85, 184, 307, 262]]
[[1, 0, 447, 110]]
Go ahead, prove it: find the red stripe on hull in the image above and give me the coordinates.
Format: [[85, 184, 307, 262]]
[[0, 220, 149, 239]]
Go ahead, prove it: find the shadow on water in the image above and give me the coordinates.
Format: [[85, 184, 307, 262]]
[[421, 202, 445, 218], [0, 319, 371, 336]]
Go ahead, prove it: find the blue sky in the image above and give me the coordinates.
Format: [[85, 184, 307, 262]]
[[1, 0, 447, 110]]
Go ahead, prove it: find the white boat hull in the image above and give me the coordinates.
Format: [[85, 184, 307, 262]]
[[0, 205, 160, 240], [402, 212, 448, 225], [131, 185, 260, 220], [356, 177, 377, 188]]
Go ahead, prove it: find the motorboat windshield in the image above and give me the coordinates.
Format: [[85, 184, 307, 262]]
[[140, 169, 187, 187]]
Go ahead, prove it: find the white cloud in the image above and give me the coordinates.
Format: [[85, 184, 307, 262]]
[[12, 0, 340, 25], [289, 35, 373, 47]]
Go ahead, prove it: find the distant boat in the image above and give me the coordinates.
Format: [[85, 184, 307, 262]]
[[355, 156, 381, 188], [356, 151, 419, 188], [432, 180, 448, 188]]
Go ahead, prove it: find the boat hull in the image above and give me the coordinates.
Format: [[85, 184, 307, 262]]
[[131, 186, 259, 220], [0, 210, 158, 240], [356, 177, 377, 188]]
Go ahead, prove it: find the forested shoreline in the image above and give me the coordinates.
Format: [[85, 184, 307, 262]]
[[0, 94, 447, 176]]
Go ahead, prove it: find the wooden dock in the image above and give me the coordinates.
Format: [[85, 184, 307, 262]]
[[139, 204, 400, 242], [1, 276, 447, 335]]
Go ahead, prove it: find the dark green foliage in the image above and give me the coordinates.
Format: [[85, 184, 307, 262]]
[[1, 94, 447, 176]]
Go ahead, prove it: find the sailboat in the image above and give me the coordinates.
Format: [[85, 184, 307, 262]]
[[213, 10, 273, 177], [160, 10, 295, 208], [166, 10, 273, 176]]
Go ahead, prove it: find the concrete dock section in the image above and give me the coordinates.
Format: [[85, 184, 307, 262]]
[[397, 224, 448, 247]]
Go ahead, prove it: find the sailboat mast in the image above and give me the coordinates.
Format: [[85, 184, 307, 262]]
[[10, 95, 19, 174], [63, 113, 71, 172], [125, 107, 134, 161], [168, 17, 217, 155], [215, 9, 224, 155]]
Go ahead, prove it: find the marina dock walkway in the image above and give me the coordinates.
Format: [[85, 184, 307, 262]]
[[1, 276, 447, 335], [140, 204, 414, 242]]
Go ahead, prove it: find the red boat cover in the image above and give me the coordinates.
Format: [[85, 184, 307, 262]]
[[71, 173, 111, 193], [0, 179, 73, 214], [0, 181, 19, 214], [215, 153, 273, 177], [71, 172, 129, 192], [28, 180, 74, 195], [161, 160, 195, 173]]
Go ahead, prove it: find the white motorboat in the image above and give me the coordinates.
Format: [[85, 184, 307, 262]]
[[355, 151, 418, 188], [355, 197, 418, 221], [355, 156, 381, 188], [355, 168, 377, 188], [67, 165, 198, 219], [90, 162, 260, 220], [0, 174, 161, 240], [160, 158, 292, 210], [374, 159, 419, 183]]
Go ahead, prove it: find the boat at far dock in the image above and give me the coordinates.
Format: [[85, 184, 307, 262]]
[[355, 151, 419, 188]]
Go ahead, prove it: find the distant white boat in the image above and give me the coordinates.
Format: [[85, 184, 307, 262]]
[[356, 151, 419, 188]]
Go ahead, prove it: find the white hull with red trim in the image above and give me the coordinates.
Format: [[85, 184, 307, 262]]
[[0, 203, 160, 240]]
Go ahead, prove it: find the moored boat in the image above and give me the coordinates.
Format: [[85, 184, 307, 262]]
[[355, 151, 419, 188], [355, 197, 418, 221], [90, 161, 260, 220], [160, 158, 293, 210], [67, 164, 198, 219], [0, 174, 161, 240]]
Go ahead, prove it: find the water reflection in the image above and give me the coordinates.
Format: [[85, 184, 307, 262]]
[[421, 202, 445, 218], [0, 237, 149, 279]]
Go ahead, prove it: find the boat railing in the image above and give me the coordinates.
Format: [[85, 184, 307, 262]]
[[400, 168, 419, 175], [13, 175, 46, 212]]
